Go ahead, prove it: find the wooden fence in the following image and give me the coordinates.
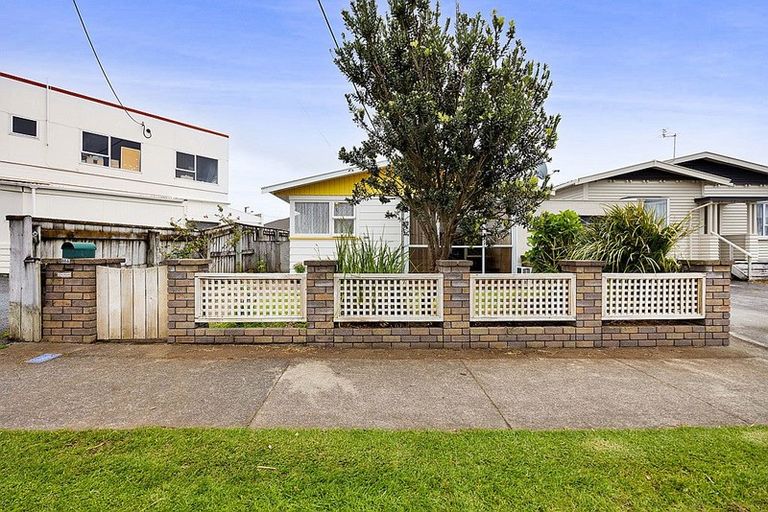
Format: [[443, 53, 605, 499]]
[[96, 266, 168, 340], [194, 273, 306, 323], [333, 273, 444, 322], [207, 224, 289, 273], [7, 215, 288, 271], [469, 273, 576, 321], [602, 273, 706, 320]]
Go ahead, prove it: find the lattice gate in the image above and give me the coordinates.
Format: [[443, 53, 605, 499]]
[[96, 266, 168, 340]]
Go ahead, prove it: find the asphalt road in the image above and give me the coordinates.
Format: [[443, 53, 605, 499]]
[[2, 341, 767, 430], [730, 281, 768, 347]]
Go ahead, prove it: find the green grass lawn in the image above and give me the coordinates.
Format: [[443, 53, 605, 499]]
[[2, 427, 767, 511]]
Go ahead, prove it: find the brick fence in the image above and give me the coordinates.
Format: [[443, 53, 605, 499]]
[[38, 258, 731, 348], [41, 258, 124, 343]]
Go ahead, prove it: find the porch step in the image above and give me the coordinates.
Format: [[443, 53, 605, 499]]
[[732, 261, 768, 281]]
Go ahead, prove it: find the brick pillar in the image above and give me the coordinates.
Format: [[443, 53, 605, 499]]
[[41, 258, 123, 343], [305, 260, 336, 347], [164, 259, 210, 343], [683, 260, 732, 346], [436, 260, 471, 348], [559, 260, 604, 348]]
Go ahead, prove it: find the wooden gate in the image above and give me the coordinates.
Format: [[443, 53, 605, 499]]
[[96, 266, 168, 340]]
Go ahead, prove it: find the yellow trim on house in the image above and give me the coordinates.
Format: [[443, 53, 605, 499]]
[[275, 172, 370, 199]]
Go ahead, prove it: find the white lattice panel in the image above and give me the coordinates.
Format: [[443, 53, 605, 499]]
[[470, 274, 576, 321], [195, 273, 306, 322], [603, 273, 705, 320], [334, 274, 443, 322]]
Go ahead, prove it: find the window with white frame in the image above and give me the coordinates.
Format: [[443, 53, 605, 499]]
[[81, 131, 141, 171], [333, 201, 355, 234], [642, 198, 668, 224], [293, 200, 355, 235], [175, 152, 218, 183], [757, 203, 768, 236], [11, 116, 37, 137]]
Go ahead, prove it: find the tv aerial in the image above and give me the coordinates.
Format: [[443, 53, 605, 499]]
[[661, 129, 678, 159]]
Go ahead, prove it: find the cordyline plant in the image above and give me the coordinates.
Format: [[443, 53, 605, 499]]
[[334, 0, 559, 269]]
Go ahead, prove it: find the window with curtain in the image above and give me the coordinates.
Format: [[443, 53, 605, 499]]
[[333, 201, 355, 234], [295, 202, 330, 234], [642, 198, 668, 224]]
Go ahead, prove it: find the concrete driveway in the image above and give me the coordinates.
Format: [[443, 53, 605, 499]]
[[2, 340, 767, 430], [731, 281, 768, 347]]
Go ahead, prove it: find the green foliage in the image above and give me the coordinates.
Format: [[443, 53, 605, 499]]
[[208, 321, 307, 328], [292, 262, 306, 274], [522, 210, 583, 272], [253, 258, 267, 273], [335, 235, 407, 273], [163, 206, 242, 260], [573, 204, 691, 273], [2, 427, 768, 510], [334, 0, 559, 268]]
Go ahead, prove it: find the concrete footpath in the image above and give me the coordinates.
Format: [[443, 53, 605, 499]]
[[1, 340, 768, 430]]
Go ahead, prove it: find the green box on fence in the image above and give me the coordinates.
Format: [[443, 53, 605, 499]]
[[61, 242, 96, 259]]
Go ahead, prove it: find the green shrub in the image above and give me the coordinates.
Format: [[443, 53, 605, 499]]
[[335, 235, 407, 273], [573, 203, 690, 272], [522, 210, 583, 272], [292, 262, 306, 273]]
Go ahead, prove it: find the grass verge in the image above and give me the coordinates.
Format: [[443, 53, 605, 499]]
[[2, 427, 768, 510]]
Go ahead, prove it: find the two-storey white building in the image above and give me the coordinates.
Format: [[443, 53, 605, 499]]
[[0, 71, 242, 272]]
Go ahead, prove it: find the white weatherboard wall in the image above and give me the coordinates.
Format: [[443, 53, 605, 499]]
[[0, 73, 231, 272], [288, 197, 402, 269]]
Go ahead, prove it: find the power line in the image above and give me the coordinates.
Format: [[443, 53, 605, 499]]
[[316, 0, 375, 128], [71, 0, 152, 138], [316, 0, 342, 50]]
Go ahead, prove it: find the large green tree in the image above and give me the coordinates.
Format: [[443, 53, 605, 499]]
[[334, 0, 560, 268]]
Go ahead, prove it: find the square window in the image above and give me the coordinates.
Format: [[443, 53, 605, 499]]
[[11, 116, 37, 137], [196, 156, 218, 183], [642, 198, 668, 224], [111, 137, 141, 171], [295, 202, 330, 234]]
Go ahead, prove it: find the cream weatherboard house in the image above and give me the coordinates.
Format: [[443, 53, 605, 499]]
[[264, 152, 768, 278], [0, 71, 260, 273]]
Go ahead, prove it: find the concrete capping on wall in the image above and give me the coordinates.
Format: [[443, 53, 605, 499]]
[[38, 258, 731, 348]]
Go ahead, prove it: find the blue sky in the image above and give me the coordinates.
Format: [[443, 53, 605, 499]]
[[3, 0, 767, 221]]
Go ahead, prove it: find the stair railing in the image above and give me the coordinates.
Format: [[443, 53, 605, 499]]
[[711, 232, 754, 280]]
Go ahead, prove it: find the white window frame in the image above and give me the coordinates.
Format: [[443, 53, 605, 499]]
[[80, 130, 141, 172], [332, 201, 356, 235], [9, 115, 38, 139], [757, 202, 768, 237], [292, 199, 356, 236], [175, 152, 219, 184], [641, 197, 670, 225]]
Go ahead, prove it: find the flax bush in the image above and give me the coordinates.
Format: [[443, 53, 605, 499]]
[[335, 235, 407, 273], [573, 204, 690, 273]]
